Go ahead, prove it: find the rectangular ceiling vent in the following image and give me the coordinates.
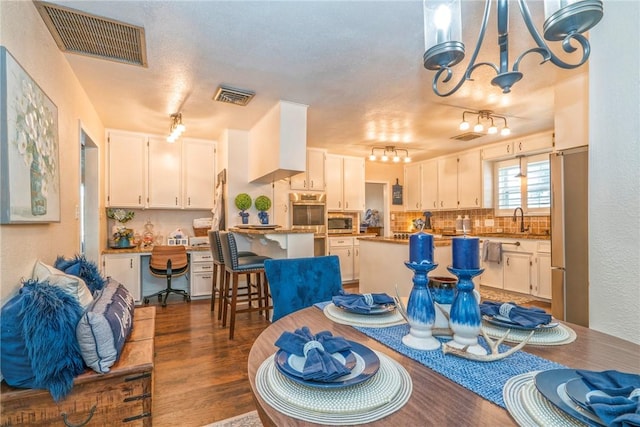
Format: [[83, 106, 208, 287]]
[[35, 1, 147, 67], [451, 132, 485, 141], [213, 85, 255, 106]]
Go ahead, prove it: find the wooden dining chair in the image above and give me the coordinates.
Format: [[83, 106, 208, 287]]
[[264, 255, 343, 322]]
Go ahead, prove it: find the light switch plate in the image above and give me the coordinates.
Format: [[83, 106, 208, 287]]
[[484, 219, 495, 226]]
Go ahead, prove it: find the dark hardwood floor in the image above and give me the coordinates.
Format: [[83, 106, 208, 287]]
[[150, 282, 548, 426]]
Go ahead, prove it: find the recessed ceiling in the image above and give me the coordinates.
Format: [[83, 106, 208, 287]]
[[40, 1, 587, 162]]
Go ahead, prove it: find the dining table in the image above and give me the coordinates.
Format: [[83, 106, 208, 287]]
[[247, 305, 640, 426]]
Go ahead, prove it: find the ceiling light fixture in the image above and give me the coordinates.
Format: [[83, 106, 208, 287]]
[[422, 0, 603, 97], [166, 113, 185, 143], [460, 110, 510, 137], [368, 146, 411, 163]]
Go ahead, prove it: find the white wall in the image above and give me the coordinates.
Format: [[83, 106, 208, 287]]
[[589, 1, 640, 344], [0, 2, 104, 304]]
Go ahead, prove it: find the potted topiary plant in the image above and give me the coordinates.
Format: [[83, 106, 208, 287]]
[[254, 195, 272, 224], [235, 193, 252, 224]]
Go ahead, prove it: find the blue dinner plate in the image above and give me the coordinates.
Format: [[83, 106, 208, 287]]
[[534, 369, 606, 426], [565, 377, 614, 414], [274, 341, 380, 389], [482, 314, 559, 331], [335, 302, 396, 315]]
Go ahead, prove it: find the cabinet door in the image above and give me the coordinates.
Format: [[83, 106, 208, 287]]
[[107, 131, 146, 208], [516, 133, 553, 155], [421, 159, 439, 211], [272, 178, 291, 228], [289, 171, 307, 191], [103, 254, 141, 302], [325, 155, 344, 210], [343, 156, 365, 211], [535, 253, 552, 299], [457, 150, 482, 208], [306, 149, 325, 191], [148, 137, 182, 208], [183, 139, 215, 209], [405, 163, 422, 211], [480, 260, 504, 289], [353, 242, 360, 281], [329, 246, 353, 282], [482, 142, 514, 160], [437, 157, 458, 209], [503, 252, 531, 294]]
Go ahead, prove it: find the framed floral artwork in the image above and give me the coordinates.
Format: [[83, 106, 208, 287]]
[[1, 46, 60, 223]]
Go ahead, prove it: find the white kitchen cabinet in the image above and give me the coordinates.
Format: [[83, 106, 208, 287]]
[[437, 156, 458, 209], [421, 159, 439, 211], [271, 178, 291, 228], [190, 250, 214, 297], [107, 131, 146, 208], [147, 137, 182, 208], [533, 241, 552, 299], [103, 254, 141, 302], [503, 252, 532, 295], [353, 238, 360, 281], [325, 155, 365, 211], [328, 236, 356, 282], [182, 138, 216, 209], [290, 148, 326, 191], [404, 163, 422, 211], [457, 150, 482, 208], [482, 132, 553, 160], [404, 159, 438, 211], [480, 257, 504, 289]]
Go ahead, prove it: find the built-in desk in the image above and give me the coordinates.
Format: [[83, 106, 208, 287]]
[[228, 228, 315, 259]]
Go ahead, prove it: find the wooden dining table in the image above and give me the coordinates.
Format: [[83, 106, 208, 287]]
[[248, 306, 640, 426]]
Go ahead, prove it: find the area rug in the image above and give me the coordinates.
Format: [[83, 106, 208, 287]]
[[478, 286, 538, 306], [203, 410, 263, 427]]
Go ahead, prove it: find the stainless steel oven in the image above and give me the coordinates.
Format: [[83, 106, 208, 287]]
[[290, 193, 326, 234]]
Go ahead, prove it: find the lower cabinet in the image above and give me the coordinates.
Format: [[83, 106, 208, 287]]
[[328, 237, 358, 283], [533, 242, 552, 299], [103, 253, 141, 302], [190, 250, 214, 297], [503, 252, 532, 294]]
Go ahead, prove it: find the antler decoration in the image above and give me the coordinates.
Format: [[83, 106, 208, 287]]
[[442, 328, 534, 362]]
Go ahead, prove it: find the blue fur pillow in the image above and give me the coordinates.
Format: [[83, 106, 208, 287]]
[[0, 280, 85, 401], [55, 255, 107, 294], [76, 278, 134, 373]]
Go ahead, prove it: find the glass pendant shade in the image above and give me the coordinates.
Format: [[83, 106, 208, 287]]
[[459, 120, 470, 131], [543, 0, 603, 41], [422, 0, 464, 70], [473, 121, 484, 133], [501, 126, 511, 136]]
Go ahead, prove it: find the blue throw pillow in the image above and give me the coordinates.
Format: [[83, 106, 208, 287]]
[[0, 279, 85, 401], [55, 254, 107, 294], [76, 278, 134, 373]]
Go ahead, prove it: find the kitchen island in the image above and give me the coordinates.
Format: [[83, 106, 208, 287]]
[[358, 236, 455, 297], [229, 227, 315, 259]]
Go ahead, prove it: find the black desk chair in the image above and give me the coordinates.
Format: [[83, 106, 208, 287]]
[[143, 245, 190, 307]]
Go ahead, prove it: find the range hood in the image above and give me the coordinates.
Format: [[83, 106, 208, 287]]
[[248, 101, 308, 183]]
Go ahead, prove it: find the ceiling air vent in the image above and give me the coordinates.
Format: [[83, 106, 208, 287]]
[[34, 1, 147, 67], [213, 85, 255, 106], [451, 132, 485, 141]]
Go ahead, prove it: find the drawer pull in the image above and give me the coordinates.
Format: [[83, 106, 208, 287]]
[[123, 412, 152, 423], [124, 392, 152, 402], [125, 372, 151, 382], [61, 404, 96, 427]]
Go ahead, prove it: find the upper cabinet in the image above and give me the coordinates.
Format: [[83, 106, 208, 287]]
[[326, 154, 365, 211], [437, 156, 458, 210], [107, 131, 146, 208], [482, 132, 553, 161], [457, 150, 482, 209], [290, 148, 326, 191], [107, 130, 216, 210], [405, 159, 438, 211]]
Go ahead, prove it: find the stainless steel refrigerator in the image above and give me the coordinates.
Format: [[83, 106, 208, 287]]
[[550, 147, 589, 327]]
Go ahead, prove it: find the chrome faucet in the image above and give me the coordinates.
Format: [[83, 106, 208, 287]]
[[513, 207, 528, 233]]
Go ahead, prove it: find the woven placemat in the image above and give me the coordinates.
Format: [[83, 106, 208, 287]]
[[323, 303, 406, 327], [256, 351, 412, 425], [482, 322, 577, 346]]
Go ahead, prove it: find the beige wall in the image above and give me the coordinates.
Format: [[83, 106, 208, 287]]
[[0, 2, 104, 304]]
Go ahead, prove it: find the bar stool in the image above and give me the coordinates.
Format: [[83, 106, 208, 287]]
[[207, 230, 257, 320], [219, 231, 271, 339]]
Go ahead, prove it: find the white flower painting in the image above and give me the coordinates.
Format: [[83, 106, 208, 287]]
[[1, 47, 60, 223]]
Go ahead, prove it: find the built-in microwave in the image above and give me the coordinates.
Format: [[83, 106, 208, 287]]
[[328, 217, 354, 234], [290, 193, 326, 234]]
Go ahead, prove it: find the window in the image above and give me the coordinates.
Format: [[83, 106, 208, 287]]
[[494, 154, 550, 216]]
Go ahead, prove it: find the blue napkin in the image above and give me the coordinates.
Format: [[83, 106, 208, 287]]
[[479, 301, 552, 328], [274, 326, 352, 382], [332, 290, 395, 314], [576, 370, 640, 427]]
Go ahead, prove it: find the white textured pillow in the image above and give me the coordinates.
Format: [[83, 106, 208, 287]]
[[32, 260, 94, 309]]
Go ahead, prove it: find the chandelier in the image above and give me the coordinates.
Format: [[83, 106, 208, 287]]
[[166, 113, 186, 143], [368, 146, 411, 163], [422, 0, 604, 97], [459, 110, 510, 136]]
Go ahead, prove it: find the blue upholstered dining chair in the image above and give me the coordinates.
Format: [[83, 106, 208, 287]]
[[263, 255, 344, 322]]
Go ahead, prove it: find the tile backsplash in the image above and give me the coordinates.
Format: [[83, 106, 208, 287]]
[[391, 208, 550, 235]]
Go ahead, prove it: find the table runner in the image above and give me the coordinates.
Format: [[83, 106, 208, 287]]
[[355, 324, 567, 408]]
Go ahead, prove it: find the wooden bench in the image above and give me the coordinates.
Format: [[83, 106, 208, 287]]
[[1, 306, 156, 426]]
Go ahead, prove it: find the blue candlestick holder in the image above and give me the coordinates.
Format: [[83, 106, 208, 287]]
[[446, 266, 486, 356], [402, 261, 440, 351]]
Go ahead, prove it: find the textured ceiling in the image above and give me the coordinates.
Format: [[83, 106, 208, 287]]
[[44, 0, 587, 161]]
